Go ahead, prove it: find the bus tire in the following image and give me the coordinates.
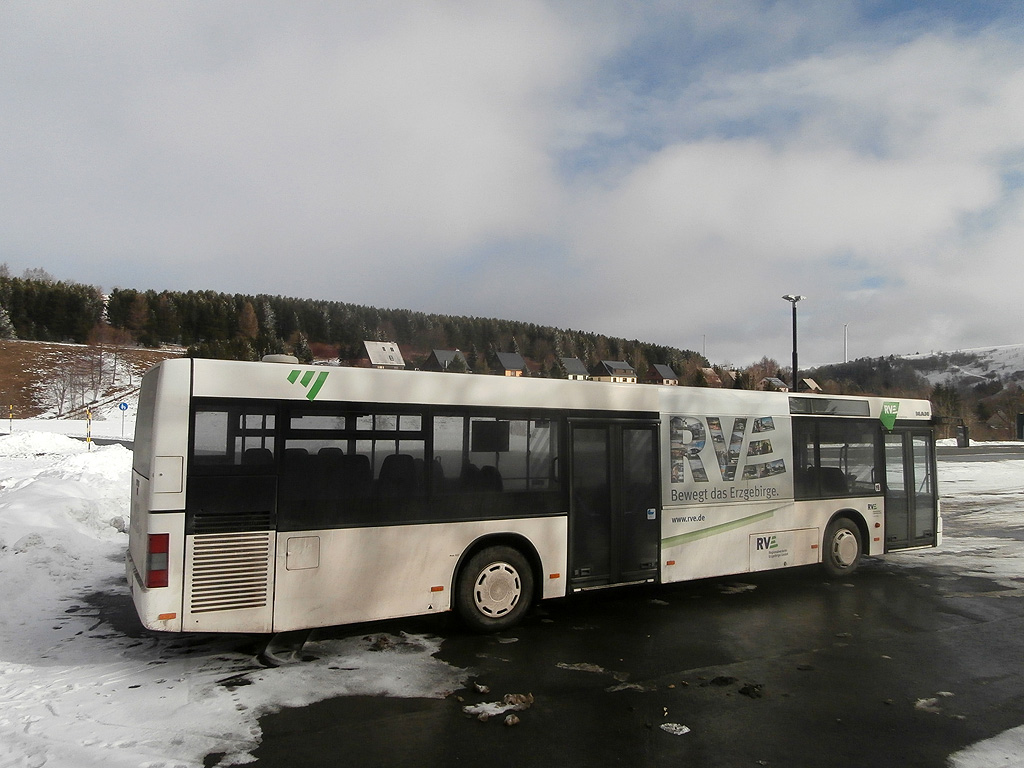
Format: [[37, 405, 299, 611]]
[[822, 516, 862, 578], [455, 546, 534, 633]]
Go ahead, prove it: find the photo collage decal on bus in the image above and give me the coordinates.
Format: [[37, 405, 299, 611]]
[[668, 414, 792, 505]]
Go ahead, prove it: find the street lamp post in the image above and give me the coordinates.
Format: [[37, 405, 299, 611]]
[[782, 294, 805, 391]]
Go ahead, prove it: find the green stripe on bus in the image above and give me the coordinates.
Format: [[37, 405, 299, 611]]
[[306, 371, 329, 401], [661, 506, 784, 548], [287, 368, 330, 400]]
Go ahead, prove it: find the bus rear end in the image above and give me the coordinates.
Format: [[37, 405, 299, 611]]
[[126, 359, 192, 632]]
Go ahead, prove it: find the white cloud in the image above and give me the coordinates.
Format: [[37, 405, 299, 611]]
[[2, 2, 1024, 365], [556, 26, 1024, 364], [2, 3, 596, 277]]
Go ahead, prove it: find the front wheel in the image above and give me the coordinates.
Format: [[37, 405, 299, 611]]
[[455, 546, 534, 633], [822, 517, 863, 578]]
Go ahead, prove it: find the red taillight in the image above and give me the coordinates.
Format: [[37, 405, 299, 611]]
[[146, 533, 169, 589]]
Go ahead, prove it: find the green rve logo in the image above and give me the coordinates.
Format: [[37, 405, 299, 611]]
[[288, 369, 329, 401], [880, 401, 899, 431]]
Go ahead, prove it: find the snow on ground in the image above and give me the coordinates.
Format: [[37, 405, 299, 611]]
[[0, 428, 466, 768], [6, 410, 137, 443], [0, 423, 1021, 767], [888, 450, 1024, 593]]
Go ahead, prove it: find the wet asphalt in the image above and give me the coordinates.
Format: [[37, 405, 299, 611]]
[[250, 547, 1024, 768]]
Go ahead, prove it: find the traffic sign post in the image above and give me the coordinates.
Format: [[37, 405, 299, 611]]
[[119, 402, 129, 438]]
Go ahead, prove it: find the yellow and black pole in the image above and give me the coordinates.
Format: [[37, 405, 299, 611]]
[[86, 408, 92, 449]]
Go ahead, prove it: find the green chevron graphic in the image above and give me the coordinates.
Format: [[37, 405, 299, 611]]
[[880, 401, 899, 431], [287, 369, 329, 401]]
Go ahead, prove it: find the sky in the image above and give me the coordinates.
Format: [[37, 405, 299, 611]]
[[2, 1, 1024, 368]]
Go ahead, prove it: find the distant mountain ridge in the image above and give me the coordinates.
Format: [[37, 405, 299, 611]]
[[808, 344, 1024, 393], [904, 345, 1024, 388], [807, 344, 1024, 440], [0, 272, 705, 380]]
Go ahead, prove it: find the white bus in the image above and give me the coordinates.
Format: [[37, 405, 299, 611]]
[[127, 357, 939, 633]]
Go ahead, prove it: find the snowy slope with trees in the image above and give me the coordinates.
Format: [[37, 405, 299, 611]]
[[907, 345, 1024, 388]]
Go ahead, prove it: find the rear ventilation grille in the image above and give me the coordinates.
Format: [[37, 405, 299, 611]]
[[188, 532, 272, 614], [192, 511, 272, 535]]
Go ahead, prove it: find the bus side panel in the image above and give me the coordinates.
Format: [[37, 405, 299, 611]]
[[660, 500, 796, 582], [139, 358, 192, 512], [127, 469, 152, 592], [271, 517, 568, 632], [793, 498, 882, 556], [659, 497, 880, 583]]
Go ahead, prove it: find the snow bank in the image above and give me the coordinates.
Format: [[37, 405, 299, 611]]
[[949, 725, 1024, 768], [0, 430, 92, 457], [0, 431, 466, 768]]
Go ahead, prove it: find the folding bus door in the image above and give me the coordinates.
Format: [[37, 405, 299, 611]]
[[569, 420, 660, 589], [884, 428, 938, 550]]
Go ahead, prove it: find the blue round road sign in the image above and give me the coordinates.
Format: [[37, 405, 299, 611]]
[[118, 402, 129, 411]]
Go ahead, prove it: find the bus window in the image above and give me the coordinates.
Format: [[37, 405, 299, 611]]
[[433, 415, 558, 495], [431, 414, 561, 520], [191, 404, 276, 469], [794, 418, 881, 499], [277, 407, 426, 529], [185, 403, 278, 534]]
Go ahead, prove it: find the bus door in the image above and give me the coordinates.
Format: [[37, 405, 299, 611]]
[[883, 428, 938, 550], [568, 420, 660, 589]]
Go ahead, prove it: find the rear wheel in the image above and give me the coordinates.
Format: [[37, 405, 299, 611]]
[[455, 546, 534, 632], [822, 516, 862, 578]]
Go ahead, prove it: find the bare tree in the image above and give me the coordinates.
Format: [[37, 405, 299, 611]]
[[43, 367, 73, 416], [88, 323, 135, 385], [21, 267, 55, 283]]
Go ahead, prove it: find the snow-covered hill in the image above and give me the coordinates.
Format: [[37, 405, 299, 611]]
[[906, 344, 1024, 388], [0, 339, 182, 421]]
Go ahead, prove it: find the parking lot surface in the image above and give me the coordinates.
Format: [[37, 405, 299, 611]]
[[253, 555, 1024, 768]]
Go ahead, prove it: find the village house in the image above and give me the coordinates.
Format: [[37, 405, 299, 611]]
[[592, 360, 637, 384], [492, 351, 527, 377], [759, 376, 789, 392], [560, 357, 590, 380], [422, 349, 470, 373], [363, 341, 405, 370], [646, 363, 679, 386]]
